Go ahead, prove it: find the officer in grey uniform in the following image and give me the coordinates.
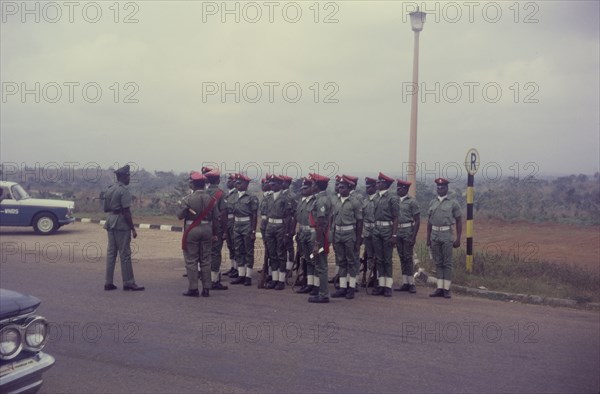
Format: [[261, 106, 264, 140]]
[[394, 179, 421, 293], [427, 177, 462, 299], [230, 173, 259, 286], [293, 178, 318, 295], [264, 174, 293, 290], [308, 173, 332, 303], [202, 167, 230, 290], [330, 176, 363, 300], [103, 164, 144, 291], [179, 171, 218, 297], [371, 172, 399, 297], [362, 177, 378, 286]]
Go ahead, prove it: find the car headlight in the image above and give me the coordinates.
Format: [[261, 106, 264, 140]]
[[25, 318, 48, 349], [0, 326, 22, 360]]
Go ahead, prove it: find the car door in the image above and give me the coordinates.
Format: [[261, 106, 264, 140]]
[[0, 185, 21, 226]]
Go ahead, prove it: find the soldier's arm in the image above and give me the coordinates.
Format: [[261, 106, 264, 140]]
[[454, 216, 462, 248], [412, 213, 421, 244]]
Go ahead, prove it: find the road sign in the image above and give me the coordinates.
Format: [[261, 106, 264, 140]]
[[464, 148, 480, 176]]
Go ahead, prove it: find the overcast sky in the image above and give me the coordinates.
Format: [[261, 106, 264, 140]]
[[1, 1, 599, 183]]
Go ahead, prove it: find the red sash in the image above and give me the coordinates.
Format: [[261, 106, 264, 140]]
[[182, 190, 223, 250]]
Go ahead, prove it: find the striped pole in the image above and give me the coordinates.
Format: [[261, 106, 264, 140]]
[[466, 173, 474, 272]]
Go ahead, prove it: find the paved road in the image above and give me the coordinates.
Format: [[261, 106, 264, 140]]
[[1, 224, 599, 393]]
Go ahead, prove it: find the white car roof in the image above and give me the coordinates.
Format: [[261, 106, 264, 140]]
[[0, 181, 18, 187]]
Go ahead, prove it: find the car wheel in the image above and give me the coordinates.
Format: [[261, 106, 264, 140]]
[[33, 213, 58, 235]]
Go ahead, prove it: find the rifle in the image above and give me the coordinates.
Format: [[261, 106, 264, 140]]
[[290, 247, 307, 290], [258, 241, 270, 289]]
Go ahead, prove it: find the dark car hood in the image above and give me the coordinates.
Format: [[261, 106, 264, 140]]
[[0, 289, 41, 320]]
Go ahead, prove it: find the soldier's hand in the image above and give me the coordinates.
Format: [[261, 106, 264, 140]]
[[211, 235, 218, 242], [131, 228, 137, 239], [426, 239, 431, 248], [388, 237, 397, 247], [250, 232, 256, 241], [407, 238, 416, 246], [453, 239, 461, 248], [312, 245, 320, 257]]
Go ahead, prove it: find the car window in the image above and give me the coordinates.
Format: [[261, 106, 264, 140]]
[[1, 187, 13, 200], [11, 184, 30, 201]]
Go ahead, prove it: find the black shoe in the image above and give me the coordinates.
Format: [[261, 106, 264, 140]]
[[274, 281, 285, 290], [371, 287, 384, 296], [211, 282, 228, 290], [182, 273, 187, 277], [201, 289, 209, 297], [266, 280, 278, 289], [244, 277, 252, 286], [430, 288, 444, 297], [395, 284, 410, 292], [296, 285, 311, 294], [182, 289, 199, 297], [308, 295, 330, 303], [384, 287, 392, 297], [309, 286, 319, 296], [228, 269, 239, 278], [408, 284, 417, 293], [223, 267, 235, 276], [104, 284, 117, 291], [230, 276, 245, 285], [443, 289, 452, 299], [334, 282, 340, 290], [345, 287, 355, 299], [123, 284, 145, 291], [331, 288, 347, 298]]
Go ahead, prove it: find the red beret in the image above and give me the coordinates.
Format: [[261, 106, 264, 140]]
[[397, 179, 412, 187], [261, 178, 267, 185], [268, 174, 284, 182], [201, 166, 214, 174], [343, 174, 359, 183], [378, 172, 394, 183], [280, 175, 293, 182], [435, 177, 450, 185], [340, 175, 356, 187], [189, 171, 205, 181], [365, 177, 377, 185], [309, 173, 330, 183], [302, 177, 314, 186], [334, 175, 342, 182], [205, 169, 221, 180], [236, 173, 251, 182]]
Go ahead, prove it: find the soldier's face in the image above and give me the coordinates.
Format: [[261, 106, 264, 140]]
[[397, 185, 409, 197], [262, 183, 271, 192], [338, 183, 350, 197], [366, 184, 376, 195], [119, 174, 130, 185], [436, 184, 448, 197], [269, 181, 282, 192], [376, 180, 390, 191], [236, 180, 248, 192], [300, 185, 312, 197]]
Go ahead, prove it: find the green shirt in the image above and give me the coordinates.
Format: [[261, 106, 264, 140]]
[[207, 185, 227, 217], [266, 191, 293, 220], [233, 192, 259, 217], [333, 196, 363, 226], [180, 189, 217, 222], [428, 197, 461, 226], [398, 196, 420, 223], [296, 195, 316, 226], [103, 181, 132, 230], [374, 189, 399, 221]]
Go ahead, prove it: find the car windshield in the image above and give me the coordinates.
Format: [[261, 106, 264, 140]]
[[11, 184, 31, 200]]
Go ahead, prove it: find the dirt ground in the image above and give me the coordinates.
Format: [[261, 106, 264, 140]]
[[119, 215, 600, 276]]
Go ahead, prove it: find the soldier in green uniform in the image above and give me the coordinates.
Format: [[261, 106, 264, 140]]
[[224, 173, 239, 278], [202, 167, 230, 290], [362, 177, 379, 287], [293, 178, 318, 295], [258, 176, 272, 283], [427, 177, 462, 299], [264, 174, 293, 290], [344, 174, 364, 277], [329, 175, 342, 287], [103, 165, 144, 291], [281, 175, 298, 274], [230, 173, 259, 286], [330, 176, 363, 300], [308, 173, 332, 303], [179, 172, 219, 297], [371, 172, 399, 297], [394, 179, 421, 293]]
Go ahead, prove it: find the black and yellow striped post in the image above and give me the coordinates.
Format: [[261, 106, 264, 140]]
[[464, 148, 480, 273]]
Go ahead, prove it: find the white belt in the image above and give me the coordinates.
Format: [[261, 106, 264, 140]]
[[399, 222, 413, 228], [227, 214, 234, 219], [234, 216, 251, 222], [268, 218, 283, 224], [375, 221, 392, 227], [185, 219, 211, 226], [432, 225, 451, 231], [364, 222, 375, 228], [261, 215, 267, 220], [335, 225, 354, 232], [299, 225, 315, 233]]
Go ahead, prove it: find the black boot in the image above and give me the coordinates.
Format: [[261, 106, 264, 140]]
[[296, 285, 312, 294], [309, 286, 319, 296], [331, 287, 347, 298], [429, 288, 444, 297], [371, 287, 384, 296], [230, 276, 245, 285], [244, 277, 252, 286], [211, 282, 228, 290], [345, 287, 355, 299]]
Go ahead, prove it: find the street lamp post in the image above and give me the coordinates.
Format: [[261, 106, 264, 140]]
[[407, 8, 426, 197]]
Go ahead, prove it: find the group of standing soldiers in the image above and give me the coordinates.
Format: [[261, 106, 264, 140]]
[[177, 168, 462, 303]]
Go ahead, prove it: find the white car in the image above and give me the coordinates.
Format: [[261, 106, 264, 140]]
[[0, 181, 75, 235]]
